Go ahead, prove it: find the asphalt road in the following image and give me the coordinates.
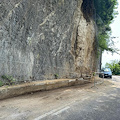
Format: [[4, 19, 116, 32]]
[[0, 76, 120, 120]]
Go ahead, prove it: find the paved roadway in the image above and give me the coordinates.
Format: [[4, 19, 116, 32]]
[[0, 76, 120, 120]]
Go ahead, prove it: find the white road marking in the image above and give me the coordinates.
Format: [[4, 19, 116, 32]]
[[34, 96, 90, 120], [34, 106, 70, 120], [52, 106, 70, 116]]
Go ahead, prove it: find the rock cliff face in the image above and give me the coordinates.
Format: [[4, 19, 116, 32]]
[[0, 0, 97, 81]]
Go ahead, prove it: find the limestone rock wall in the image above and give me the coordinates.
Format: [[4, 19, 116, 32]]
[[0, 0, 97, 81]]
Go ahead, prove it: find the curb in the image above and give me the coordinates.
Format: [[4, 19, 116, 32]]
[[0, 78, 93, 100]]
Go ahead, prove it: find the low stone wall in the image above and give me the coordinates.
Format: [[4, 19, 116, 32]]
[[0, 78, 92, 100]]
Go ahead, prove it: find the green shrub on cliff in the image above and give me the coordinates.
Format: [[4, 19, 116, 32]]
[[1, 75, 16, 85], [0, 81, 3, 87]]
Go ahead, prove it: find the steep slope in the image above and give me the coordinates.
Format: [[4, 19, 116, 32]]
[[0, 0, 97, 82]]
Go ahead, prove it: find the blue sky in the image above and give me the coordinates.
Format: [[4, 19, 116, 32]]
[[102, 0, 120, 67]]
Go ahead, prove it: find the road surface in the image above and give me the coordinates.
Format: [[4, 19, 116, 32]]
[[0, 76, 120, 120]]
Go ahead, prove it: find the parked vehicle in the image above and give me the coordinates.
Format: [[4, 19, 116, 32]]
[[99, 68, 112, 78]]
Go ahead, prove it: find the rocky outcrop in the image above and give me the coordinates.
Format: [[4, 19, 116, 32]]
[[0, 0, 97, 82]]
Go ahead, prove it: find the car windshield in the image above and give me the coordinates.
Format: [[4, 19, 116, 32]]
[[104, 68, 110, 72]]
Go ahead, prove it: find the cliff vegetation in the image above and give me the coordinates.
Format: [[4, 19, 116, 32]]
[[94, 0, 118, 53]]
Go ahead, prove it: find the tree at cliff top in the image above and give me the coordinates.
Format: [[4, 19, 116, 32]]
[[94, 0, 118, 53]]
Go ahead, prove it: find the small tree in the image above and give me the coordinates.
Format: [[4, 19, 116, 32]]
[[105, 60, 120, 75]]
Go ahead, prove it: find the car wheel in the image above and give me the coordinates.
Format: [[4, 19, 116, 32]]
[[110, 76, 112, 79]]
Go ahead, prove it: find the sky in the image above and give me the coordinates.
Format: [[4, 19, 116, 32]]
[[102, 0, 120, 67]]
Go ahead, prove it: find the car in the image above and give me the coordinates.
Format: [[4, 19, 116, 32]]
[[99, 68, 112, 78]]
